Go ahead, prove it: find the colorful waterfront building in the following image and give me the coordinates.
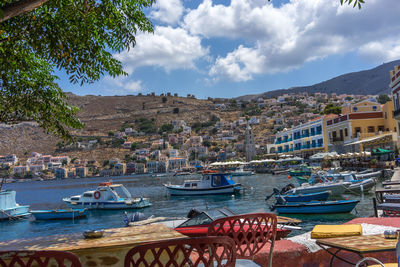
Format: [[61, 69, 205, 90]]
[[326, 99, 397, 153], [273, 116, 329, 157], [390, 65, 400, 137]]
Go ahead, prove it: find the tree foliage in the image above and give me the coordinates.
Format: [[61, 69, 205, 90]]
[[0, 0, 155, 140], [377, 94, 391, 104], [323, 103, 342, 115]]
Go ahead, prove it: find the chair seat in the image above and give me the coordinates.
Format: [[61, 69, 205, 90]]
[[311, 224, 362, 239], [369, 264, 397, 267]]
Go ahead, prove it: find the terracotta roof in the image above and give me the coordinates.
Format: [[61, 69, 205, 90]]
[[323, 114, 339, 119], [310, 116, 322, 122]]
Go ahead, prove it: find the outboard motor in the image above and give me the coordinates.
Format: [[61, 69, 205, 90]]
[[131, 212, 147, 222], [124, 212, 147, 226], [280, 183, 295, 194], [187, 208, 201, 218]]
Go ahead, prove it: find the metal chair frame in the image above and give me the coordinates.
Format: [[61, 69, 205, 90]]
[[207, 213, 277, 267], [124, 236, 236, 267], [0, 250, 82, 267]]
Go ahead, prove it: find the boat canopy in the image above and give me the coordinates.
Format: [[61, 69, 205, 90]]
[[211, 173, 235, 187], [0, 190, 17, 210], [177, 208, 236, 228]]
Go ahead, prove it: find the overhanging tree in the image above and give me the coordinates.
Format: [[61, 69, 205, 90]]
[[0, 0, 155, 140], [0, 0, 362, 140]]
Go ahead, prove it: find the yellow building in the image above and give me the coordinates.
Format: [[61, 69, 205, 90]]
[[326, 100, 397, 153]]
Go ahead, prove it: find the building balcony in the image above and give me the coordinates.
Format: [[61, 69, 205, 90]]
[[301, 134, 310, 138]]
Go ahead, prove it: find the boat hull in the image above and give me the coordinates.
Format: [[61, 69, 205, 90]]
[[295, 176, 309, 185], [165, 184, 242, 196], [0, 205, 30, 220], [355, 171, 382, 179], [63, 198, 152, 210], [276, 191, 331, 202], [346, 178, 376, 193], [287, 182, 348, 195], [273, 200, 359, 214], [31, 209, 88, 220]]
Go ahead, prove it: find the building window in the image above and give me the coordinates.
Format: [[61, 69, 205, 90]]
[[378, 126, 385, 132], [355, 127, 361, 138], [344, 128, 348, 137], [353, 107, 358, 111], [368, 126, 375, 133], [373, 106, 377, 110]]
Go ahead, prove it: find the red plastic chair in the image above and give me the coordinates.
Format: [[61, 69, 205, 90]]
[[124, 236, 236, 267], [207, 213, 277, 267], [0, 250, 82, 267]]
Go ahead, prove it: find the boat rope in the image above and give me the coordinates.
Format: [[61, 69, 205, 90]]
[[0, 209, 26, 221]]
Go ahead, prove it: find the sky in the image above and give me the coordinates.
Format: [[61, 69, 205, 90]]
[[58, 0, 400, 99]]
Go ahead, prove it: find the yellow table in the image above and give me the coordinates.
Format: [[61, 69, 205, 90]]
[[0, 224, 185, 267], [316, 234, 398, 267]]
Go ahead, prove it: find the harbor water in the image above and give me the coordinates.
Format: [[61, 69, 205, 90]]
[[0, 173, 377, 241]]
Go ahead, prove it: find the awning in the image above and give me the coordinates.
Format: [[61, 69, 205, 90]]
[[372, 148, 393, 155], [345, 133, 394, 146]]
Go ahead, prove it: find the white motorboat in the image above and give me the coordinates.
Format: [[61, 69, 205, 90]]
[[63, 182, 151, 209], [355, 170, 382, 180], [164, 171, 242, 196], [230, 166, 254, 176], [326, 173, 376, 193], [286, 180, 350, 195], [0, 190, 30, 220]]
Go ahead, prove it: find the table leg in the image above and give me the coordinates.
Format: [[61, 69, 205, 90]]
[[318, 244, 358, 267]]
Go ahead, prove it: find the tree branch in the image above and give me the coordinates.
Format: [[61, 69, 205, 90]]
[[0, 0, 49, 23]]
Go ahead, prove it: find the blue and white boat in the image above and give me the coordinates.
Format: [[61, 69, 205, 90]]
[[31, 209, 88, 220], [164, 171, 242, 196], [271, 200, 359, 214], [63, 182, 151, 209], [0, 190, 30, 220], [275, 191, 331, 203]]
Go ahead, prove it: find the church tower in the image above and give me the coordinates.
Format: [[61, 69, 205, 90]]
[[245, 123, 256, 162]]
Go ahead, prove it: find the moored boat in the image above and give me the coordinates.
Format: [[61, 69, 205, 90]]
[[125, 207, 300, 240], [271, 200, 359, 214], [31, 208, 88, 220], [164, 171, 242, 196], [273, 190, 331, 203], [295, 176, 309, 185], [286, 181, 350, 195], [63, 182, 151, 209], [0, 190, 30, 220], [289, 165, 312, 177]]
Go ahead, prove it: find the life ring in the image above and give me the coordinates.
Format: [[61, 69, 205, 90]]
[[94, 191, 101, 199]]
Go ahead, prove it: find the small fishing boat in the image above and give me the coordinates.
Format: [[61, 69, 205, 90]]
[[286, 181, 350, 195], [63, 182, 151, 209], [31, 209, 88, 220], [271, 200, 359, 214], [326, 173, 376, 193], [230, 166, 254, 176], [295, 176, 309, 185], [289, 165, 312, 177], [354, 170, 382, 180], [164, 171, 242, 196], [273, 191, 331, 203], [0, 190, 30, 220]]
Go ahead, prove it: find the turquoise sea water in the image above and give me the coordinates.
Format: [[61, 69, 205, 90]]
[[0, 173, 376, 241]]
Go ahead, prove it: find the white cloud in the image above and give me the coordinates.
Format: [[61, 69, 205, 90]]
[[359, 40, 400, 63], [182, 0, 400, 81], [103, 76, 144, 95], [116, 26, 208, 73], [150, 0, 184, 25]]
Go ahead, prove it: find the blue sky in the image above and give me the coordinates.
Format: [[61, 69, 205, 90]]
[[58, 0, 400, 99]]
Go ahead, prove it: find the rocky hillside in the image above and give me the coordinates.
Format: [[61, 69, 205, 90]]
[[237, 59, 400, 101]]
